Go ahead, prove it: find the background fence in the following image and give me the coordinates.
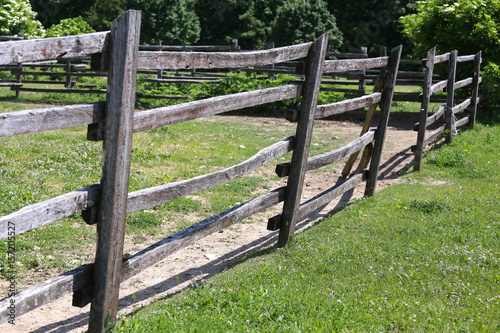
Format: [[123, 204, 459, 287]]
[[0, 9, 482, 333]]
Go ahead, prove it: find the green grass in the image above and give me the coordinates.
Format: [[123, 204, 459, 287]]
[[112, 123, 500, 332]]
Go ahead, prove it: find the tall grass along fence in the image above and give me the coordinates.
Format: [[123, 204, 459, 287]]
[[412, 47, 482, 171], [0, 11, 404, 332]]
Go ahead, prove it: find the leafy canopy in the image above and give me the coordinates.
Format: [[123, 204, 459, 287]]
[[271, 0, 342, 51], [46, 16, 95, 37], [0, 0, 45, 38]]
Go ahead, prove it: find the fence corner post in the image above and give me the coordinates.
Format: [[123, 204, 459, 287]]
[[364, 45, 402, 197], [413, 47, 436, 171], [276, 33, 328, 248], [88, 9, 141, 333]]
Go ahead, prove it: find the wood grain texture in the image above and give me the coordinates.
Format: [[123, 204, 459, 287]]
[[323, 57, 389, 74], [122, 188, 286, 281], [277, 34, 328, 248], [430, 79, 448, 95], [445, 51, 458, 144], [126, 136, 294, 213], [413, 47, 436, 171], [424, 124, 446, 146], [414, 104, 445, 131], [132, 85, 303, 133], [0, 32, 110, 65], [455, 116, 470, 128], [453, 98, 471, 114], [434, 53, 451, 64], [89, 10, 141, 332], [275, 130, 375, 177], [365, 45, 402, 196], [0, 102, 105, 138], [457, 55, 476, 62], [0, 185, 100, 241], [454, 77, 473, 91], [0, 264, 93, 325], [137, 42, 311, 69]]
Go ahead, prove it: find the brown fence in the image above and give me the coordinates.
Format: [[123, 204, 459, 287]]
[[412, 48, 482, 171], [0, 11, 404, 332]]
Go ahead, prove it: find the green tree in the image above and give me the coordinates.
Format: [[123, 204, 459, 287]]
[[326, 0, 416, 54], [127, 0, 200, 45], [30, 0, 95, 28], [46, 16, 95, 37], [270, 0, 342, 50], [84, 0, 126, 31], [0, 0, 46, 38]]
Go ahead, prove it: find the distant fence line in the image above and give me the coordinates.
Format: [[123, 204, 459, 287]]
[[0, 11, 482, 333]]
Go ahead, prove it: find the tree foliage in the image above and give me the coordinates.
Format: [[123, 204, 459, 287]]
[[128, 0, 200, 45], [29, 0, 95, 28], [326, 0, 417, 54], [84, 0, 127, 31], [1, 0, 45, 38], [46, 16, 95, 37], [271, 0, 342, 51]]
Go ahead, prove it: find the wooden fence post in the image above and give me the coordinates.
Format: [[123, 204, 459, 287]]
[[88, 10, 141, 333], [469, 51, 482, 129], [157, 39, 163, 82], [445, 50, 458, 144], [359, 46, 368, 96], [365, 45, 403, 197], [413, 47, 436, 171], [277, 33, 328, 248]]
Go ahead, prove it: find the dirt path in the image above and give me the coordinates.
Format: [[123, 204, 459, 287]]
[[2, 113, 420, 332]]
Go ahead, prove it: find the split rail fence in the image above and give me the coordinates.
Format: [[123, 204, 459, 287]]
[[412, 47, 482, 170], [0, 10, 404, 332]]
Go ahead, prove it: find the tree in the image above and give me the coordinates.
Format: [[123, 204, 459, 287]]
[[326, 0, 417, 54], [270, 0, 342, 51], [30, 0, 95, 28], [0, 0, 45, 38], [127, 0, 200, 45], [84, 0, 127, 32], [46, 16, 95, 37]]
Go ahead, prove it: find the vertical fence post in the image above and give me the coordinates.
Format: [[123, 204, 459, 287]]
[[88, 10, 141, 333], [445, 50, 458, 144], [365, 45, 403, 197], [157, 39, 163, 82], [276, 33, 328, 248], [414, 47, 436, 171], [469, 51, 482, 129], [359, 46, 368, 96], [267, 42, 276, 79]]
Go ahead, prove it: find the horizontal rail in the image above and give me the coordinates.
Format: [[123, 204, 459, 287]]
[[430, 80, 448, 95], [268, 171, 366, 230], [457, 55, 476, 62], [140, 78, 218, 84], [0, 102, 105, 138], [0, 264, 93, 325], [122, 187, 286, 281], [139, 45, 240, 52], [455, 116, 470, 127], [453, 98, 472, 114], [12, 87, 107, 94], [276, 130, 376, 177], [424, 124, 446, 146], [0, 185, 100, 241], [323, 57, 389, 74], [414, 104, 446, 131], [0, 137, 294, 239], [454, 77, 473, 91], [313, 93, 382, 120], [326, 52, 368, 59], [126, 136, 295, 213], [137, 42, 312, 70], [0, 32, 110, 65], [434, 53, 451, 65], [132, 84, 303, 133]]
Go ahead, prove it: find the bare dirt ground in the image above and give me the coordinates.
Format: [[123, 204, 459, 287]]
[[2, 112, 421, 332]]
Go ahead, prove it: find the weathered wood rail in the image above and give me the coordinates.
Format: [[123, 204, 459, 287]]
[[0, 12, 403, 332], [412, 48, 482, 171]]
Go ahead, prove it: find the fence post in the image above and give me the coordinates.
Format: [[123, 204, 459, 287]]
[[276, 33, 328, 248], [267, 42, 276, 79], [15, 62, 22, 98], [413, 47, 436, 171], [365, 45, 403, 197], [469, 51, 482, 129], [445, 50, 458, 144], [358, 46, 368, 96], [88, 10, 141, 333], [157, 39, 163, 82]]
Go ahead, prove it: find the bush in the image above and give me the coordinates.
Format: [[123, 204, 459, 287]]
[[46, 17, 95, 37]]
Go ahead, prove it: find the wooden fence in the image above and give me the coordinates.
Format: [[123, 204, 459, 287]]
[[412, 48, 482, 170], [0, 10, 404, 332]]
